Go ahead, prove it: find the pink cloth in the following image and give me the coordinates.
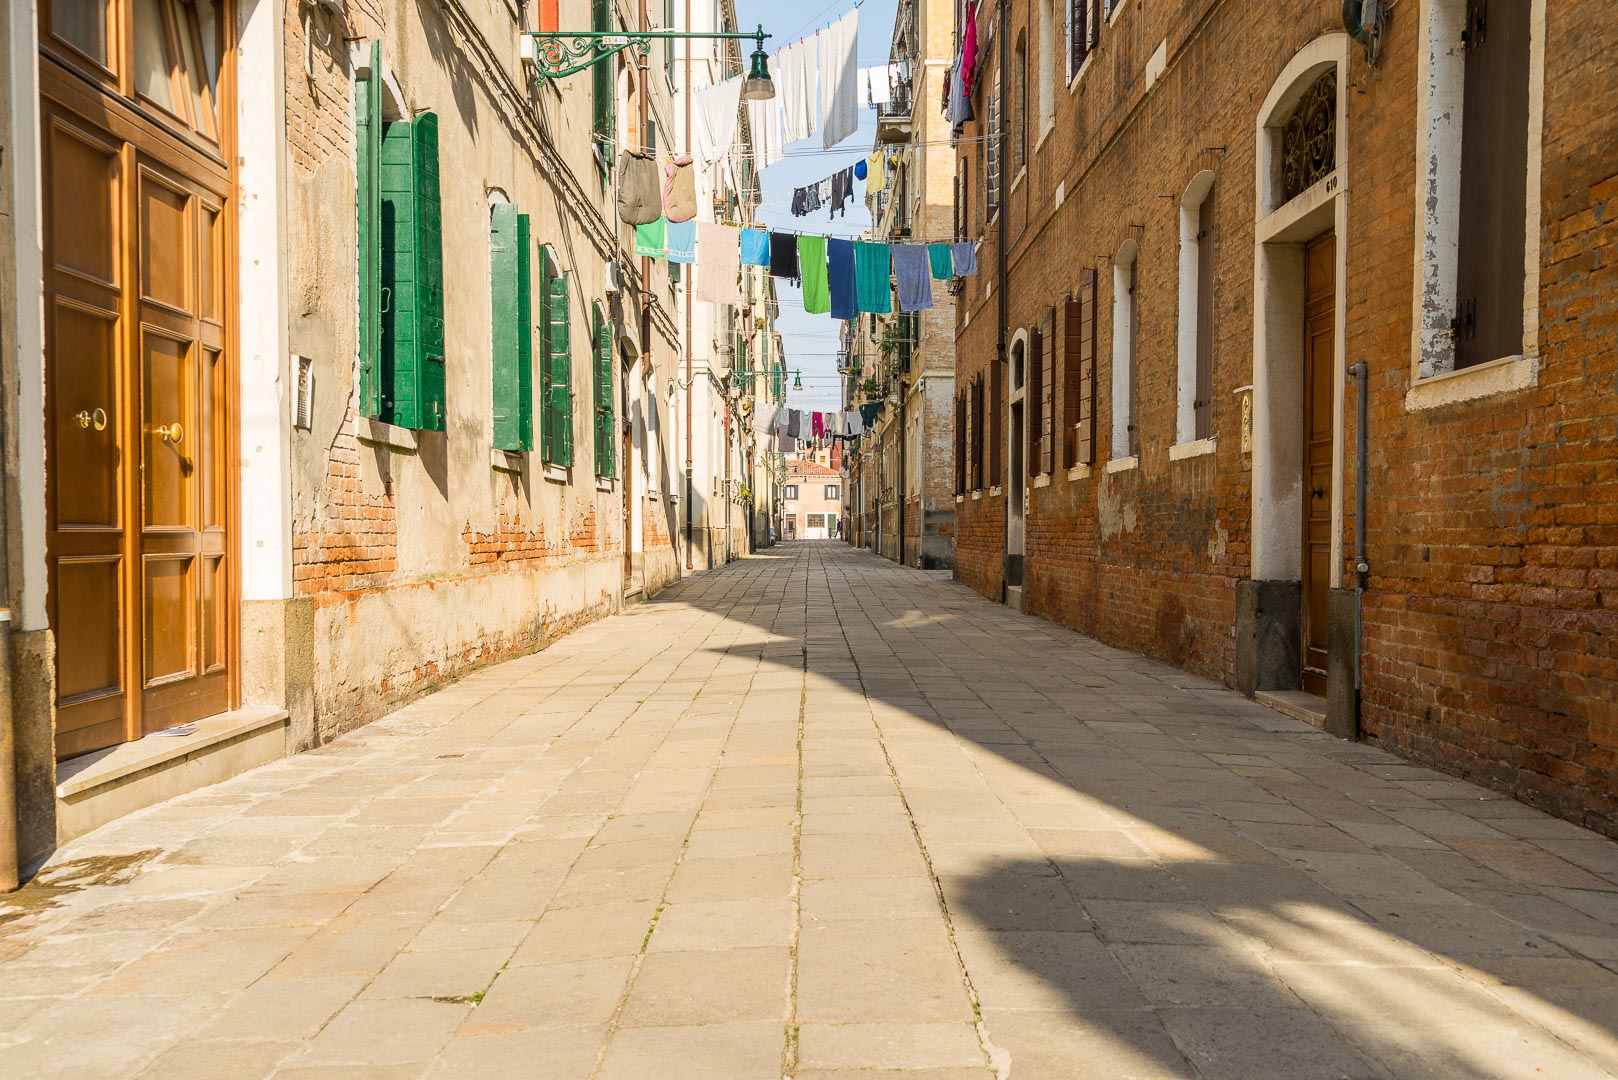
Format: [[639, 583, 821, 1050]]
[[812, 412, 825, 438], [962, 2, 979, 95]]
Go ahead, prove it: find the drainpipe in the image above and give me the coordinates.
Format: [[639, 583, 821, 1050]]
[[682, 0, 694, 571], [1348, 362, 1369, 696], [996, 0, 1009, 590], [916, 377, 926, 568], [896, 396, 906, 562]]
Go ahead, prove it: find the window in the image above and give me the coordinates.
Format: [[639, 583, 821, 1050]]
[[1027, 330, 1042, 477], [784, 484, 799, 500], [130, 0, 224, 140], [1064, 268, 1098, 466], [539, 247, 574, 466], [825, 485, 840, 499], [955, 157, 970, 240], [970, 375, 985, 489], [490, 203, 534, 452], [1111, 238, 1138, 460], [592, 303, 615, 478], [1039, 308, 1056, 473], [990, 351, 1004, 485], [954, 392, 967, 495], [357, 48, 446, 431], [807, 513, 827, 529], [1177, 172, 1215, 444], [1068, 0, 1100, 80], [591, 0, 614, 173], [1013, 35, 1027, 177]]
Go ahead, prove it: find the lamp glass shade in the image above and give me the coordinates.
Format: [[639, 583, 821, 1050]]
[[793, 372, 802, 390], [741, 46, 775, 100]]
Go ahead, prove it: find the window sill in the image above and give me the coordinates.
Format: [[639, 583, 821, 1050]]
[[1010, 169, 1027, 196], [1405, 354, 1538, 412], [1168, 436, 1216, 461], [491, 448, 525, 474], [358, 417, 418, 452], [971, 490, 983, 501], [1036, 123, 1055, 154], [955, 494, 965, 504], [542, 463, 570, 485], [1105, 455, 1139, 474], [990, 485, 1003, 497], [1066, 463, 1092, 481], [1068, 55, 1095, 94], [596, 476, 615, 492], [1032, 473, 1051, 488]]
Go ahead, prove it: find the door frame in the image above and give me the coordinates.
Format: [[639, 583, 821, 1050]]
[[38, 16, 243, 757]]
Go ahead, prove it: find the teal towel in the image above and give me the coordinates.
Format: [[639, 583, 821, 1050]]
[[854, 242, 892, 314], [928, 243, 954, 279], [635, 217, 668, 259]]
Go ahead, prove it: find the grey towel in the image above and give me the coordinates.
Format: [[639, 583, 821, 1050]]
[[893, 245, 933, 312], [617, 150, 663, 225]]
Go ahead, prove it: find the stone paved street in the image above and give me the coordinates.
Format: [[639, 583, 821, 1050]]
[[4, 542, 1618, 1078]]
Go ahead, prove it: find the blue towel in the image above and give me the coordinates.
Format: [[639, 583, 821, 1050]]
[[893, 245, 933, 312], [828, 238, 857, 321], [740, 228, 771, 267], [666, 219, 696, 263], [950, 241, 978, 277]]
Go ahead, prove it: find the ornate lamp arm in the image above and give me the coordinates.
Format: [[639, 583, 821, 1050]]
[[524, 25, 770, 87]]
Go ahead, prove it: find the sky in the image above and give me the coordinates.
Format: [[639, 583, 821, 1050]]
[[734, 0, 901, 414]]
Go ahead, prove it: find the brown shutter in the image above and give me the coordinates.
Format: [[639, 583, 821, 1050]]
[[1077, 268, 1097, 465], [989, 355, 1004, 486], [1195, 192, 1216, 440], [1063, 296, 1081, 468], [971, 376, 985, 490], [1087, 0, 1102, 52], [1042, 307, 1057, 474], [954, 392, 966, 494], [1027, 329, 1043, 478]]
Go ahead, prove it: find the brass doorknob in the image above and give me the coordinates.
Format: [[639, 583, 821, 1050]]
[[75, 408, 108, 431], [154, 422, 184, 445]]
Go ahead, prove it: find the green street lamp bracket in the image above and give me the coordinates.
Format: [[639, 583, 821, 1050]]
[[524, 25, 773, 92]]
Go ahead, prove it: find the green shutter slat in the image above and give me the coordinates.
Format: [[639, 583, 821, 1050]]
[[413, 112, 446, 431], [592, 0, 614, 166], [544, 263, 574, 467], [357, 43, 384, 419], [594, 308, 615, 478], [490, 203, 520, 451], [515, 213, 534, 452]]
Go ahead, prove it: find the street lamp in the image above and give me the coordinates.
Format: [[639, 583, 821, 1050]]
[[524, 24, 775, 96]]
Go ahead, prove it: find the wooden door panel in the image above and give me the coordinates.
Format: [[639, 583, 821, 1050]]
[[51, 301, 122, 528], [1302, 233, 1335, 696], [140, 329, 195, 529], [56, 556, 124, 705], [142, 553, 194, 684], [138, 168, 193, 314], [48, 118, 121, 288]]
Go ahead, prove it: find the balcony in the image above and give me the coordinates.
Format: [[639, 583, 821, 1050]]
[[875, 74, 913, 143]]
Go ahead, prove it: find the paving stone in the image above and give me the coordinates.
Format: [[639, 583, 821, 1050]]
[[796, 1022, 987, 1070], [596, 1022, 785, 1080], [618, 947, 790, 1025], [424, 1027, 605, 1079], [293, 999, 469, 1066], [647, 899, 794, 951], [466, 957, 634, 1031]]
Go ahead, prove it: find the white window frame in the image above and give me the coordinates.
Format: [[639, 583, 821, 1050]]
[[1109, 237, 1138, 467], [1175, 170, 1216, 450], [1406, 0, 1545, 411]]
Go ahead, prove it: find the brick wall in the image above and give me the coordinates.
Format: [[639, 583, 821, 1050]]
[[952, 0, 1618, 832]]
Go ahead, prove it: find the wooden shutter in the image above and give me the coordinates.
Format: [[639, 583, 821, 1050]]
[[1027, 328, 1043, 477], [989, 352, 1004, 485], [1087, 0, 1101, 52], [379, 110, 444, 432], [1062, 296, 1080, 467], [1068, 0, 1084, 80], [971, 377, 984, 490], [1077, 269, 1097, 465], [356, 43, 383, 419], [1041, 307, 1056, 474], [591, 0, 614, 168], [490, 203, 533, 452], [1194, 192, 1215, 441], [954, 392, 966, 494], [594, 307, 615, 478], [543, 256, 574, 467], [1454, 0, 1529, 369]]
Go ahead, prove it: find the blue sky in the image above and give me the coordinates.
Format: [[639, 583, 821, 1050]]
[[734, 0, 900, 412]]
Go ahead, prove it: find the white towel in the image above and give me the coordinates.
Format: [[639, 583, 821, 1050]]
[[746, 55, 785, 172], [820, 11, 859, 149], [778, 40, 817, 144], [866, 66, 891, 106], [693, 77, 743, 211], [696, 222, 740, 306]]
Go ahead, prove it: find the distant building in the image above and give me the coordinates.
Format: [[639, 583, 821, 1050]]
[[780, 460, 844, 540]]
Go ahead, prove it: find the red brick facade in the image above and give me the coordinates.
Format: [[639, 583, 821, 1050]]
[[953, 0, 1618, 833]]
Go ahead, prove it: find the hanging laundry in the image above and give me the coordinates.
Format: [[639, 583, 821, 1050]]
[[768, 231, 800, 282], [740, 228, 771, 267], [747, 57, 785, 171], [866, 66, 892, 106], [828, 237, 857, 321], [666, 218, 697, 264], [866, 148, 886, 190], [820, 10, 860, 149], [893, 245, 933, 312], [618, 150, 663, 226], [817, 178, 832, 202], [663, 156, 698, 222], [843, 411, 861, 437], [779, 39, 818, 144], [950, 241, 979, 277], [791, 182, 824, 217], [854, 158, 868, 181], [635, 216, 668, 259], [859, 402, 881, 427], [928, 243, 955, 280], [787, 410, 802, 438], [947, 56, 976, 136], [693, 77, 744, 208], [854, 241, 893, 314], [696, 223, 740, 305], [797, 234, 830, 314], [812, 412, 825, 438], [962, 1, 980, 95], [829, 167, 854, 218]]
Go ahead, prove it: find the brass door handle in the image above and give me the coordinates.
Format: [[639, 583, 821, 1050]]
[[75, 408, 108, 431], [154, 422, 184, 445]]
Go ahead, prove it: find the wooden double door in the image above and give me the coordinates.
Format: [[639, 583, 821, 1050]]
[[42, 0, 236, 760], [1301, 233, 1336, 697]]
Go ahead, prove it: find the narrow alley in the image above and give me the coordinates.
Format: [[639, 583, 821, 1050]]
[[3, 542, 1617, 1079]]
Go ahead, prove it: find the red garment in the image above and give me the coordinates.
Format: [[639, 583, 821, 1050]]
[[812, 412, 825, 438], [961, 1, 979, 95]]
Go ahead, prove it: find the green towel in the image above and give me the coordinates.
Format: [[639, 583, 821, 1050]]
[[635, 217, 667, 259], [798, 235, 830, 314], [928, 243, 955, 279], [854, 241, 892, 314]]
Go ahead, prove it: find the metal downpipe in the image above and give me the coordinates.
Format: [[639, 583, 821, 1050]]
[[1348, 362, 1369, 695]]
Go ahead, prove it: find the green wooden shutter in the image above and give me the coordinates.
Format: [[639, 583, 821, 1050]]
[[514, 213, 534, 452], [356, 43, 383, 419], [413, 112, 446, 431], [490, 203, 521, 451], [591, 0, 613, 171], [543, 260, 574, 467], [379, 118, 417, 427], [594, 308, 615, 478]]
